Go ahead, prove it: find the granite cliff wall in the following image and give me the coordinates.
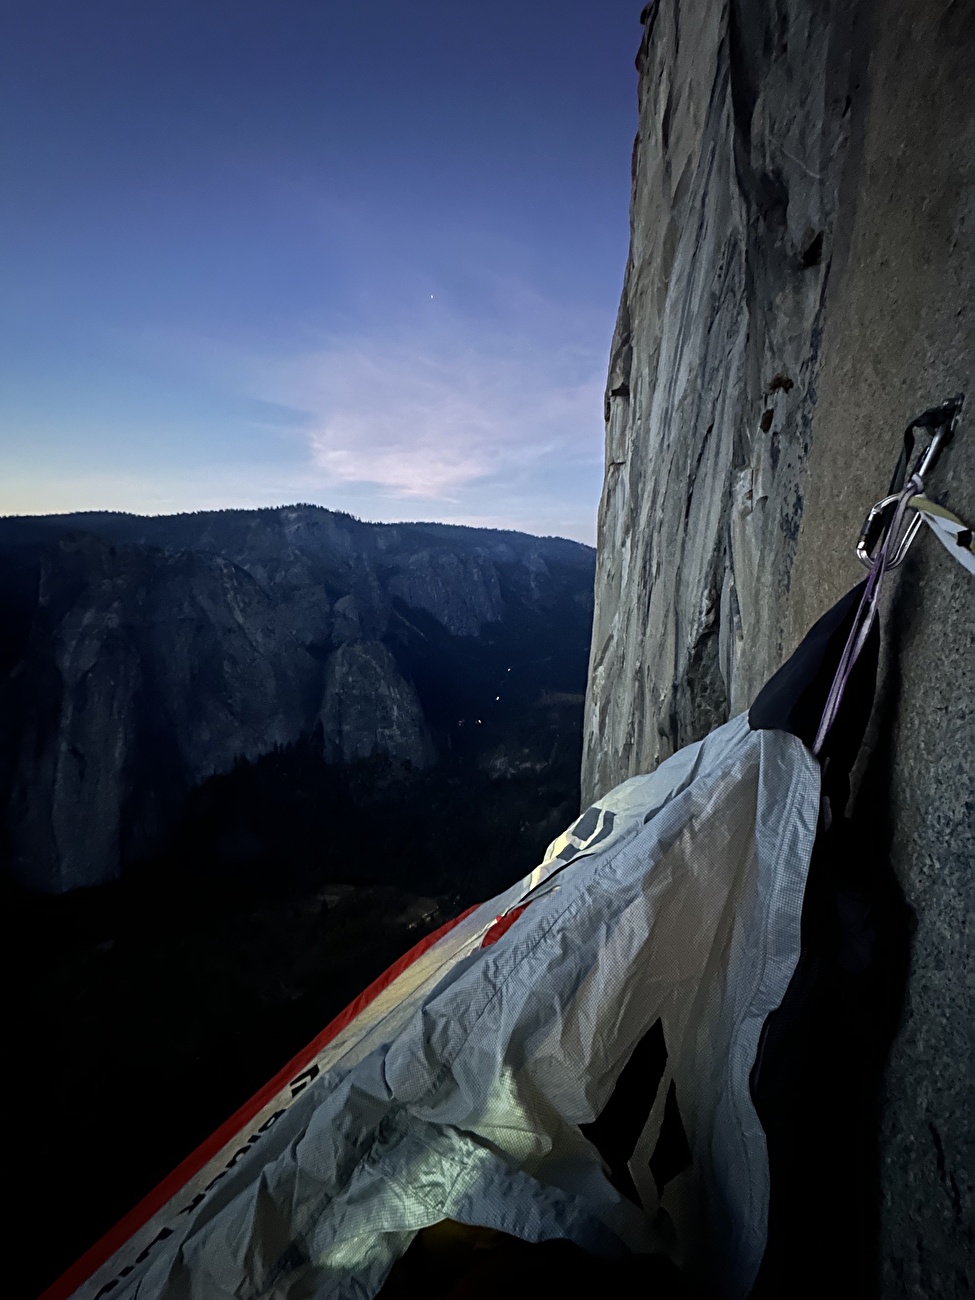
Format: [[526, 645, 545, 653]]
[[585, 1, 973, 1294]]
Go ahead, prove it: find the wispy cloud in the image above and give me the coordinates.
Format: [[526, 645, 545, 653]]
[[295, 341, 600, 499], [254, 281, 607, 517], [5, 262, 610, 542]]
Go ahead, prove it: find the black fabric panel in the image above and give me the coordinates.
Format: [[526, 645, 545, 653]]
[[748, 580, 880, 811], [748, 582, 866, 743], [649, 1080, 692, 1197], [580, 1017, 667, 1205], [748, 811, 910, 1300], [572, 805, 601, 841], [748, 582, 905, 1298], [378, 1229, 697, 1299]]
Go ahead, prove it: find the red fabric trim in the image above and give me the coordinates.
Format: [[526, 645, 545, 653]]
[[480, 905, 528, 948], [40, 903, 480, 1300]]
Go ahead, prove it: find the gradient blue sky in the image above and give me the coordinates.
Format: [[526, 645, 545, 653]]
[[1, 1, 641, 542]]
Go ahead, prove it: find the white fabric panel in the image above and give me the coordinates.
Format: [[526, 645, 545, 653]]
[[85, 716, 819, 1300], [911, 493, 975, 574]]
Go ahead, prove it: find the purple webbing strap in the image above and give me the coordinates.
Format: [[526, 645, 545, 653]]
[[812, 475, 922, 756]]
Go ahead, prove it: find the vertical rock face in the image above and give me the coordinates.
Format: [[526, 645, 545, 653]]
[[586, 0, 860, 798], [318, 640, 434, 766], [585, 1, 973, 1294], [387, 549, 503, 637]]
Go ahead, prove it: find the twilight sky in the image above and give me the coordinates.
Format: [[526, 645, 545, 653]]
[[0, 1, 641, 542]]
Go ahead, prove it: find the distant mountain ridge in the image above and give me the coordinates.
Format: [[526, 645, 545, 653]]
[[0, 505, 595, 893]]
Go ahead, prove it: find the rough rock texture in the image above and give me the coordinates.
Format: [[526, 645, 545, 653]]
[[0, 508, 594, 894], [787, 3, 975, 1292], [586, 0, 860, 797], [318, 640, 434, 766], [387, 549, 503, 637], [585, 1, 973, 1294]]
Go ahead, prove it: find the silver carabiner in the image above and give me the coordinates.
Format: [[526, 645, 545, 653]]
[[856, 396, 964, 570], [856, 495, 923, 569]]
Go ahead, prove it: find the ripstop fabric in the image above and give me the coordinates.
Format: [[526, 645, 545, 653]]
[[63, 715, 819, 1300]]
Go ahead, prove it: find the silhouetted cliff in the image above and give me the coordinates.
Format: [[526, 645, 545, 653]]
[[0, 506, 594, 894]]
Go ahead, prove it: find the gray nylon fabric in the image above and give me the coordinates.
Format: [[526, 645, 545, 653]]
[[91, 716, 819, 1300]]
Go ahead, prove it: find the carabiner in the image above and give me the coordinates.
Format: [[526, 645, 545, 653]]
[[856, 394, 964, 570], [856, 494, 923, 569]]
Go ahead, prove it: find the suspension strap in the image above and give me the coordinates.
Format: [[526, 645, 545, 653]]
[[813, 395, 967, 757]]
